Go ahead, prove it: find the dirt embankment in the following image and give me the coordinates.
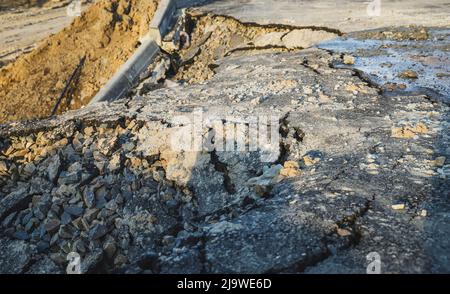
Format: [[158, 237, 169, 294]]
[[0, 0, 158, 123]]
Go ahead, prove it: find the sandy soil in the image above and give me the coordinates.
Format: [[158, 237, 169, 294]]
[[0, 0, 159, 123]]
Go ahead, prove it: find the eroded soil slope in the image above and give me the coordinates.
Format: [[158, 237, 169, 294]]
[[0, 0, 158, 123]]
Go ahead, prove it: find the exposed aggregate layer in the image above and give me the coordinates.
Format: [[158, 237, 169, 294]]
[[0, 46, 449, 273]]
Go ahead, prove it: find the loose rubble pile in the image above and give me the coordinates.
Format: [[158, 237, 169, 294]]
[[1, 120, 175, 273]]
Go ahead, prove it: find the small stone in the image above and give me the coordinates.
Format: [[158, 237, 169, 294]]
[[126, 120, 137, 130], [60, 212, 72, 225], [50, 232, 59, 246], [55, 138, 69, 148], [391, 123, 428, 138], [303, 154, 321, 166], [165, 199, 178, 210], [58, 225, 75, 239], [0, 161, 8, 173], [60, 240, 72, 254], [72, 217, 84, 230], [162, 235, 175, 246], [399, 70, 418, 79], [280, 161, 301, 177], [437, 165, 450, 178], [68, 162, 82, 173], [38, 223, 47, 238], [0, 185, 30, 220], [13, 230, 30, 240], [434, 156, 446, 167], [420, 209, 427, 217], [89, 224, 109, 240], [254, 185, 272, 197], [72, 239, 86, 254], [122, 142, 135, 152], [114, 254, 128, 266], [103, 237, 117, 259], [47, 155, 60, 182], [345, 83, 368, 94], [108, 153, 122, 171], [58, 170, 81, 185], [44, 219, 61, 234], [391, 203, 406, 210], [81, 249, 104, 274], [337, 228, 352, 237], [2, 212, 17, 228], [343, 55, 355, 65], [22, 162, 36, 176], [81, 218, 90, 231], [67, 192, 81, 204], [84, 208, 99, 223], [95, 195, 107, 210], [105, 200, 118, 211], [64, 206, 84, 217], [137, 251, 159, 270], [83, 188, 96, 208], [37, 241, 50, 253], [54, 184, 77, 198], [84, 126, 95, 137], [21, 212, 33, 226], [49, 203, 62, 216], [24, 218, 37, 232]]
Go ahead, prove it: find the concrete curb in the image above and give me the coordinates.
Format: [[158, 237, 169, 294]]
[[89, 0, 208, 104], [148, 0, 177, 46], [89, 38, 160, 104]]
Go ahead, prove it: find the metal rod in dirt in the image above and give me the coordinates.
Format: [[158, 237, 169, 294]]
[[50, 56, 86, 116]]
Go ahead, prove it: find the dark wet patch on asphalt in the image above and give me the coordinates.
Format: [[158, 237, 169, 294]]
[[317, 28, 450, 104]]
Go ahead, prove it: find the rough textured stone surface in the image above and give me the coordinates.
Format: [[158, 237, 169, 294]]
[[0, 19, 448, 274], [0, 238, 36, 274]]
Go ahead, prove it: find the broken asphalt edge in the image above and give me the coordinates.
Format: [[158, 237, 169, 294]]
[[89, 0, 205, 105]]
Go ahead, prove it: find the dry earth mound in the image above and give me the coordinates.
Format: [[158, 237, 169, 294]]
[[0, 0, 158, 123]]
